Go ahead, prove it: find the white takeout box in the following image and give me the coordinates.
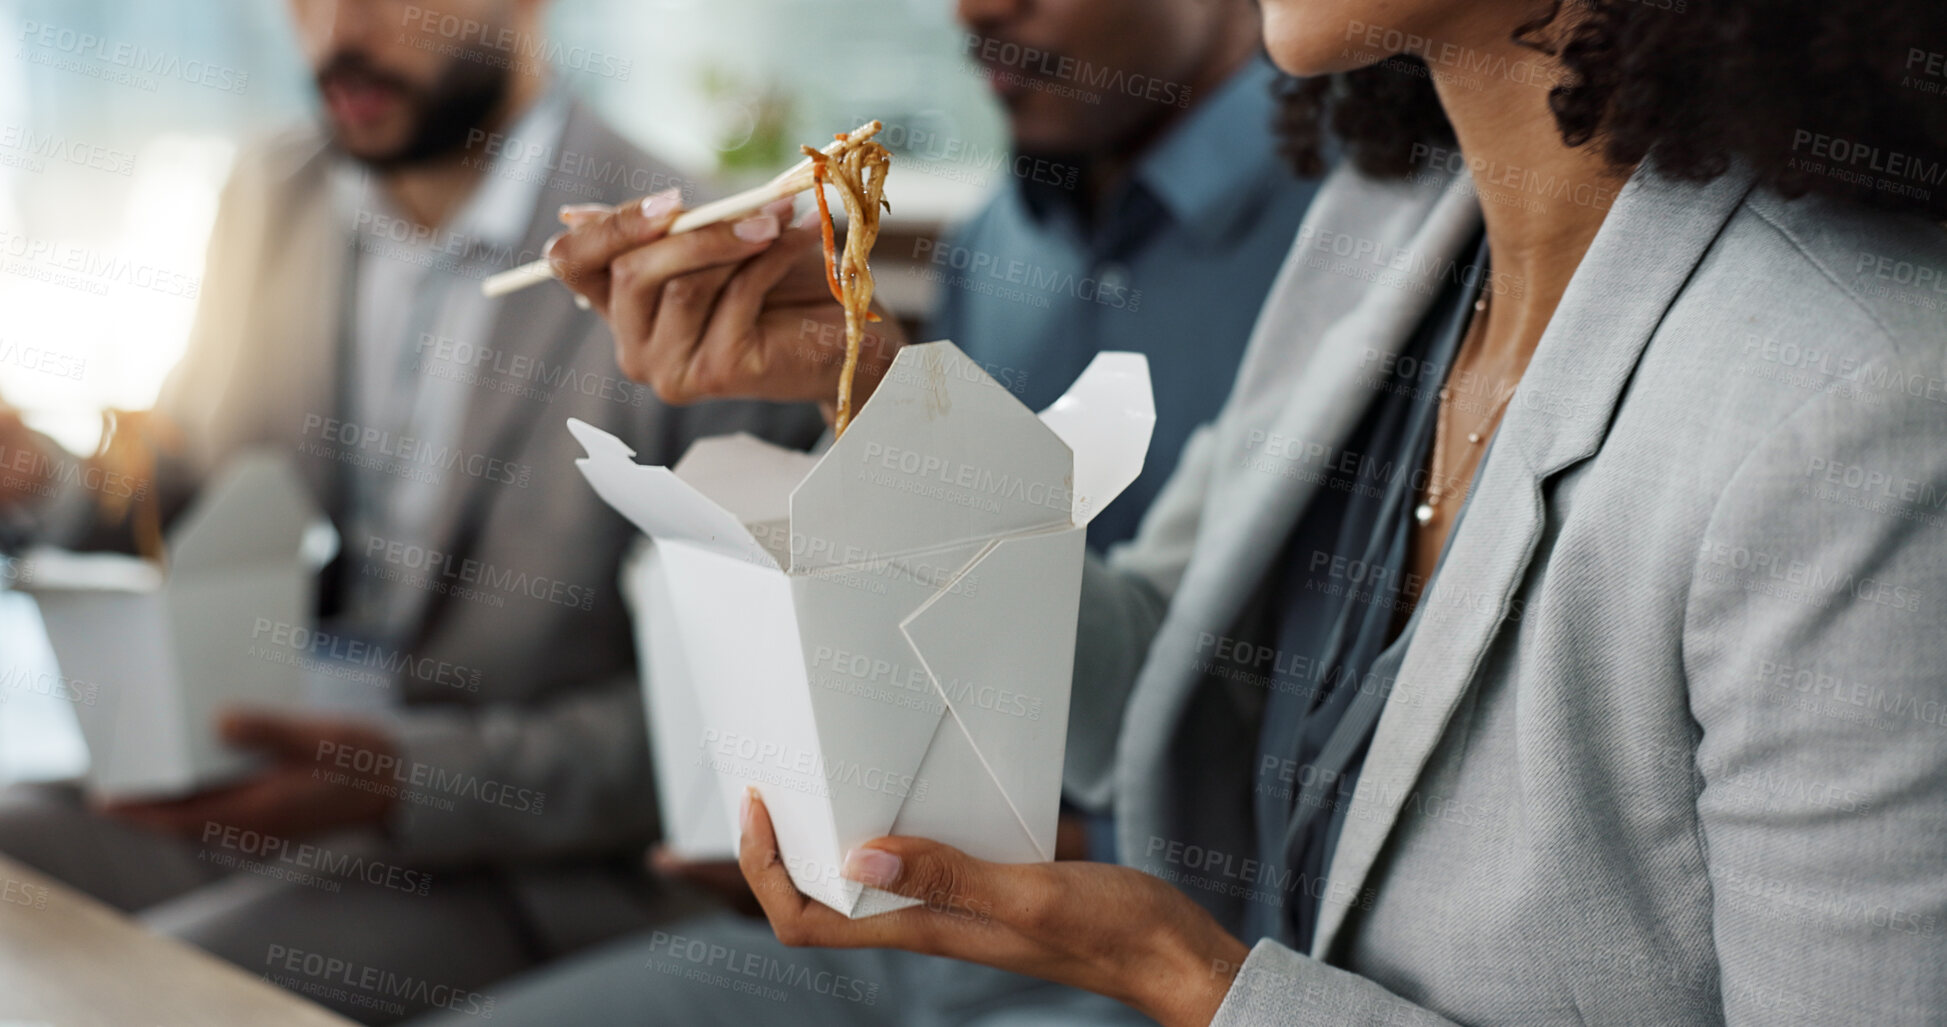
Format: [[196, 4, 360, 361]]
[[575, 341, 1153, 917], [619, 535, 739, 858], [21, 452, 331, 800]]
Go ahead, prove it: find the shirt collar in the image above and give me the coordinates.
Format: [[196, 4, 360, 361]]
[[445, 87, 569, 251], [1131, 56, 1286, 245]]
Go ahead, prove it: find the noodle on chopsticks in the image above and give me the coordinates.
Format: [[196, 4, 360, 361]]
[[803, 122, 891, 437]]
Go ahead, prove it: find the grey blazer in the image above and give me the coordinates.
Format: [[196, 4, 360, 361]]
[[1068, 161, 1947, 1024], [25, 107, 820, 874]]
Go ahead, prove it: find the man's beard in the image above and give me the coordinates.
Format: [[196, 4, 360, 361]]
[[317, 50, 510, 170]]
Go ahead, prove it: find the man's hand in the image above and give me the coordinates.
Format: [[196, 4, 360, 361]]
[[546, 188, 908, 413], [0, 401, 53, 508], [738, 792, 1249, 1027], [101, 709, 399, 840]]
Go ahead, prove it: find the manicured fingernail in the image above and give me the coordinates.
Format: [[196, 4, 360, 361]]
[[760, 197, 795, 219], [574, 294, 592, 311], [558, 203, 613, 225], [842, 847, 901, 888], [733, 214, 781, 242], [640, 187, 681, 220], [741, 787, 757, 831]]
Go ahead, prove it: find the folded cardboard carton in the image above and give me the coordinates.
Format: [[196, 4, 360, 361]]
[[22, 452, 330, 799], [576, 341, 1153, 917]]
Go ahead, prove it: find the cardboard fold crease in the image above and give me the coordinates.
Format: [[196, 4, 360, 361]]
[[21, 453, 333, 800], [582, 341, 1153, 917]]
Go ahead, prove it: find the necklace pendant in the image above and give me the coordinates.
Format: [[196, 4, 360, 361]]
[[1414, 502, 1435, 526]]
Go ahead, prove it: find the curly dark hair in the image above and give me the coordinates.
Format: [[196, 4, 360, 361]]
[[1275, 0, 1947, 219]]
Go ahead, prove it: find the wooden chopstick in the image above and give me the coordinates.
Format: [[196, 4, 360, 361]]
[[481, 120, 883, 299]]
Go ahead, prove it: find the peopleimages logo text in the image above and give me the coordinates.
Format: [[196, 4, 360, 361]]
[[315, 740, 545, 815]]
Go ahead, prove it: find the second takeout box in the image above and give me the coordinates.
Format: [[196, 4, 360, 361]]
[[20, 453, 329, 800], [572, 341, 1153, 917]]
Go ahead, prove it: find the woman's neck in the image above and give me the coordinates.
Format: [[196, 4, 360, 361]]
[[1427, 21, 1630, 365]]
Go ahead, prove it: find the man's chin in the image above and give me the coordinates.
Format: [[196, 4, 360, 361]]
[[329, 128, 427, 171], [1007, 111, 1075, 157], [1010, 123, 1101, 164]]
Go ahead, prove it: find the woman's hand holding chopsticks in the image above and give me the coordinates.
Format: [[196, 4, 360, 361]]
[[545, 188, 906, 413]]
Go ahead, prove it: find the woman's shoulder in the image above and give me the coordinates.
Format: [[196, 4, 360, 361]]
[[1715, 188, 1947, 359], [1598, 183, 1947, 529]]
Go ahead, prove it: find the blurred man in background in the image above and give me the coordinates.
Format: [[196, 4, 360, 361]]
[[935, 0, 1320, 547], [0, 0, 816, 1021], [418, 0, 1324, 1023]]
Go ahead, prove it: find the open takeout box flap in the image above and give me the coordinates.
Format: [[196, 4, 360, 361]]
[[569, 418, 780, 569], [787, 342, 1075, 573], [1035, 351, 1155, 527], [168, 452, 329, 575], [673, 433, 819, 526], [22, 451, 329, 592]]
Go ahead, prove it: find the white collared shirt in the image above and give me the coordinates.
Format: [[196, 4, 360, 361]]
[[329, 90, 569, 638]]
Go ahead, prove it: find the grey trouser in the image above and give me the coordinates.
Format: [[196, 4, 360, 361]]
[[408, 909, 1159, 1027], [0, 783, 694, 1024]]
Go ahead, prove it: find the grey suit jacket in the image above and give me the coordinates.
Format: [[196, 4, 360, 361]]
[[1068, 161, 1947, 1024], [24, 106, 822, 874]]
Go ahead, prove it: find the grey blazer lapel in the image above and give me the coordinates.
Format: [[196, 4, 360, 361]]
[[209, 134, 344, 507], [1120, 173, 1481, 839], [1180, 190, 1484, 641], [281, 159, 348, 506], [412, 105, 618, 629], [1312, 165, 1760, 957]]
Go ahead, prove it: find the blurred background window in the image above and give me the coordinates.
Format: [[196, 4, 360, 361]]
[[0, 0, 1007, 783]]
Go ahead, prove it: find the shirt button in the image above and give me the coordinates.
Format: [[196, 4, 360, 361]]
[[1095, 263, 1129, 293]]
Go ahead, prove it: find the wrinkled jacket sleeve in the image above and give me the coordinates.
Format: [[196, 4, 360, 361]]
[[1064, 424, 1215, 811]]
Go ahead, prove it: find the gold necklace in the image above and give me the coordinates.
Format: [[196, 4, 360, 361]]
[[1414, 293, 1511, 528]]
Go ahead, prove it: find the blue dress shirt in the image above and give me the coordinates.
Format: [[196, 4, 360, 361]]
[[1245, 232, 1491, 950], [923, 59, 1321, 546]]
